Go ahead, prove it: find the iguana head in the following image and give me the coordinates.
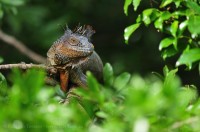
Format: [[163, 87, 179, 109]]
[[47, 25, 95, 67]]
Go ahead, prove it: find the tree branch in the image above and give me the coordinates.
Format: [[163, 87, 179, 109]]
[[0, 30, 46, 63], [0, 63, 60, 87], [0, 63, 47, 70]]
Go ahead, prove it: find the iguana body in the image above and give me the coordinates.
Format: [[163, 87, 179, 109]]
[[46, 25, 103, 92]]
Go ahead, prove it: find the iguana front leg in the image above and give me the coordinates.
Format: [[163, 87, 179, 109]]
[[69, 67, 87, 88]]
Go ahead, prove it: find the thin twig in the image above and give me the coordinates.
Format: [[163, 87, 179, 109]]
[[0, 63, 47, 70], [0, 30, 46, 63]]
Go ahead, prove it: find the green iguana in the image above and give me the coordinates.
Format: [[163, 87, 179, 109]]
[[46, 25, 103, 92]]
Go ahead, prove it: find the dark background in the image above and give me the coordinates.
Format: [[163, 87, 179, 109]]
[[0, 0, 199, 88]]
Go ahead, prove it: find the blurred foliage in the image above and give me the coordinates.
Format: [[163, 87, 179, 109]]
[[2, 0, 198, 88], [124, 0, 200, 72], [0, 0, 200, 131], [0, 64, 200, 131], [0, 0, 164, 76], [0, 0, 26, 18]]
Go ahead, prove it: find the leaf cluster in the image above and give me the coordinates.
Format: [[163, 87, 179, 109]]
[[124, 0, 200, 71], [0, 64, 199, 131], [0, 0, 26, 18]]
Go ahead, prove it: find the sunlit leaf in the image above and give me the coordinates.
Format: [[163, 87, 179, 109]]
[[161, 46, 178, 60], [170, 21, 178, 37], [174, 0, 181, 8], [178, 87, 197, 107], [188, 16, 200, 34], [185, 1, 200, 15], [176, 48, 200, 68], [0, 73, 7, 96], [124, 0, 132, 15], [160, 0, 173, 8], [142, 9, 159, 26], [154, 11, 171, 31], [103, 63, 114, 86], [133, 0, 141, 11], [124, 23, 141, 44], [163, 68, 179, 97], [1, 0, 25, 6], [136, 14, 142, 23], [159, 37, 175, 51], [87, 71, 99, 92], [163, 65, 169, 77], [96, 111, 108, 119], [160, 11, 171, 20], [178, 20, 188, 36], [154, 18, 163, 30], [113, 72, 131, 90]]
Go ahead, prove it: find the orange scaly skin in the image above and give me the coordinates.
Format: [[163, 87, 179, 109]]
[[47, 25, 103, 92], [59, 71, 69, 92]]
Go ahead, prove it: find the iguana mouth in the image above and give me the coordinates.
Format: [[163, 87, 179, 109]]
[[52, 54, 91, 70], [70, 46, 94, 54]]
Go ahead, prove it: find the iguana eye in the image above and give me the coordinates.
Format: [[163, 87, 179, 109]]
[[68, 37, 79, 45]]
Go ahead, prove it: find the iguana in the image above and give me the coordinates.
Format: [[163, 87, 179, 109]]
[[46, 25, 103, 92]]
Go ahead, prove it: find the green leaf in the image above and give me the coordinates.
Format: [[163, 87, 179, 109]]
[[142, 8, 156, 26], [159, 37, 175, 51], [136, 14, 142, 23], [160, 0, 173, 8], [178, 87, 197, 107], [142, 9, 153, 25], [10, 69, 46, 103], [1, 0, 25, 6], [170, 21, 178, 37], [178, 20, 188, 36], [151, 72, 164, 81], [160, 11, 171, 20], [188, 15, 200, 34], [173, 10, 189, 16], [133, 0, 141, 11], [0, 7, 3, 19], [124, 0, 132, 15], [185, 1, 200, 15], [174, 0, 181, 8], [0, 72, 7, 96], [103, 63, 114, 86], [87, 71, 99, 92], [176, 48, 200, 68], [161, 46, 178, 60], [163, 68, 179, 97], [142, 9, 159, 26], [154, 11, 171, 31], [96, 111, 108, 119], [124, 23, 141, 44], [163, 65, 169, 77], [113, 72, 131, 90], [154, 18, 163, 30], [0, 56, 3, 64]]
